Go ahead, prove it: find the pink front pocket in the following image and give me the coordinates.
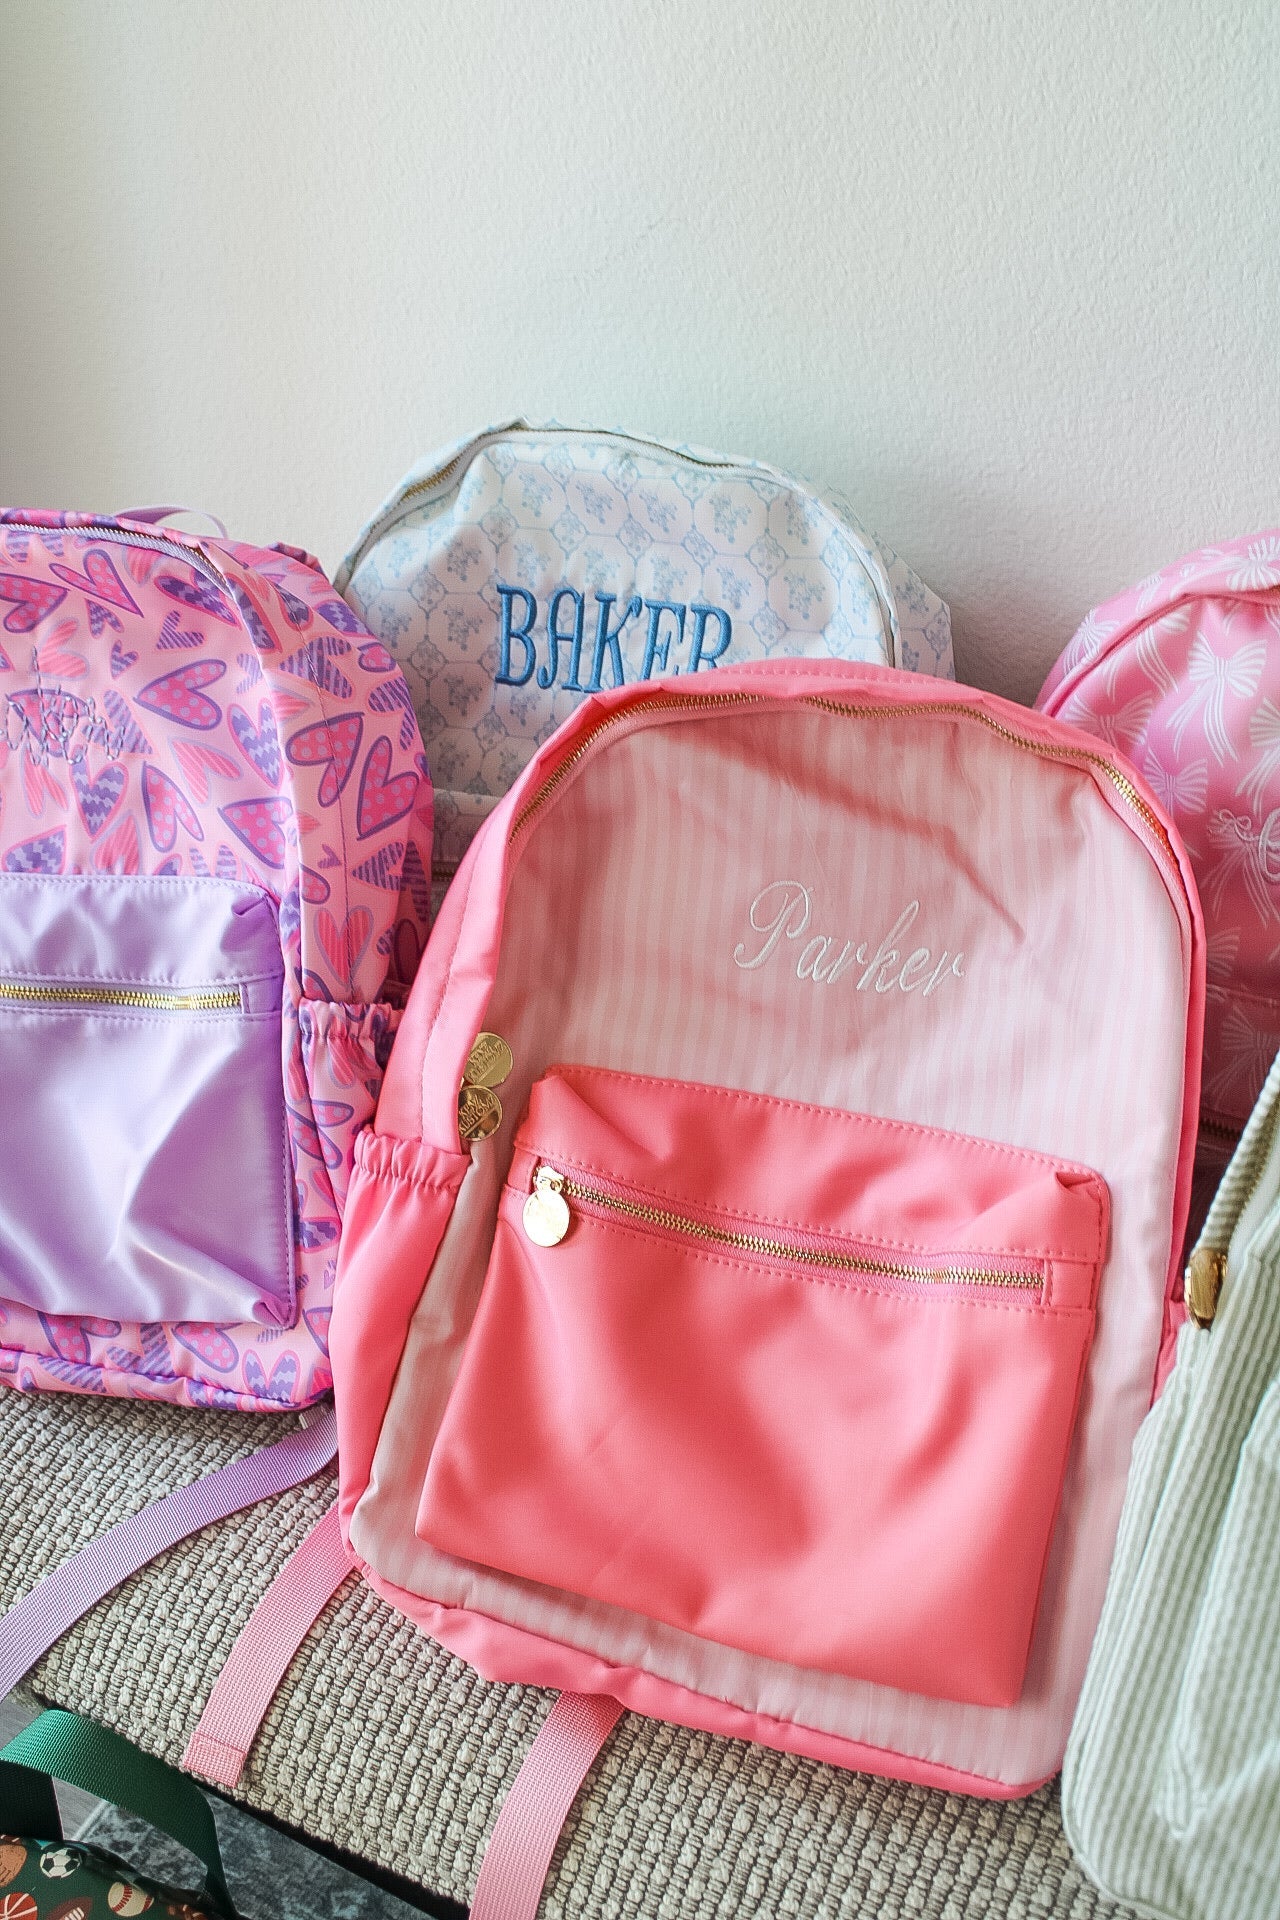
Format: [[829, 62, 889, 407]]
[[417, 1067, 1109, 1708]]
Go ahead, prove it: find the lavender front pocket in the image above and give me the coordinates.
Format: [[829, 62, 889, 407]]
[[0, 873, 294, 1328]]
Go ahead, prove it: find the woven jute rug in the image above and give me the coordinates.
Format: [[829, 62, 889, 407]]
[[0, 1384, 1134, 1918]]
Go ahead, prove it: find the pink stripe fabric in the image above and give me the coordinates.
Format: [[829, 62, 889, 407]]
[[346, 676, 1201, 1792], [470, 1692, 623, 1920], [183, 1501, 351, 1787], [0, 1406, 338, 1702]]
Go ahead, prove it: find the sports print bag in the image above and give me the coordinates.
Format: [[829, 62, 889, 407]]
[[1038, 532, 1280, 1166], [335, 421, 953, 896], [321, 659, 1203, 1915], [0, 508, 430, 1704], [1, 1710, 243, 1920]]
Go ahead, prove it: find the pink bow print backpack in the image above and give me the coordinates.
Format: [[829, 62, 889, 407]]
[[300, 660, 1200, 1916], [0, 508, 431, 1702], [1038, 532, 1280, 1168]]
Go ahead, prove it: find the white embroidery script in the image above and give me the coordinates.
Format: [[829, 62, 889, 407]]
[[732, 881, 966, 996]]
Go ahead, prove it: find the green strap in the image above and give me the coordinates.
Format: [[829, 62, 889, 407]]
[[0, 1757, 61, 1840], [0, 1711, 236, 1918]]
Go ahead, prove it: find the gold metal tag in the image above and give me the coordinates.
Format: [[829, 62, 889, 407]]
[[1186, 1247, 1227, 1328], [464, 1031, 513, 1090], [523, 1167, 571, 1247], [458, 1082, 503, 1143]]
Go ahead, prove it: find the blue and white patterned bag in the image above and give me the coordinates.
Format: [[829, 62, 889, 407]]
[[336, 421, 952, 893]]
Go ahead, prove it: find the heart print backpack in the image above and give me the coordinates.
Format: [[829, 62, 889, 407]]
[[0, 507, 432, 1700]]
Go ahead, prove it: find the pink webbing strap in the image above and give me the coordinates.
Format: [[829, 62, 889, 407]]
[[183, 1500, 351, 1787], [0, 1406, 338, 1702], [470, 1692, 623, 1920]]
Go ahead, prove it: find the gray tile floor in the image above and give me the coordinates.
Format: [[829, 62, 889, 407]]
[[2, 1691, 430, 1919]]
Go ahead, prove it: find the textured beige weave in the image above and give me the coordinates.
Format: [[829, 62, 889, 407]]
[[0, 1384, 1135, 1917]]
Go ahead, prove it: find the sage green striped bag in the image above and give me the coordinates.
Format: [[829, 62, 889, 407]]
[[1063, 1046, 1280, 1919]]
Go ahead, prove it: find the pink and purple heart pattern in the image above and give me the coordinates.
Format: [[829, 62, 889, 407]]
[[285, 713, 363, 806], [136, 658, 226, 730], [357, 735, 420, 837], [143, 762, 203, 850], [71, 756, 127, 838], [0, 512, 432, 1412], [50, 546, 142, 615], [230, 701, 282, 786], [156, 569, 237, 623], [0, 573, 67, 634]]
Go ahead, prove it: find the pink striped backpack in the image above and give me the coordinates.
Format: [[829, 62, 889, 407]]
[[0, 508, 431, 1698], [1038, 532, 1280, 1176], [180, 661, 1204, 1918], [322, 661, 1205, 1909]]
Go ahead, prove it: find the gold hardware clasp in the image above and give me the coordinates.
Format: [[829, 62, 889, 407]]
[[523, 1166, 571, 1247], [1186, 1247, 1227, 1328]]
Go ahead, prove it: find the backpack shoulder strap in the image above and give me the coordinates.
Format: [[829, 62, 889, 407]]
[[0, 1406, 337, 1700], [469, 1692, 623, 1920], [183, 1501, 350, 1786]]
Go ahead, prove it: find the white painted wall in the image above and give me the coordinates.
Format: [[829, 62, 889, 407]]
[[2, 0, 1277, 702]]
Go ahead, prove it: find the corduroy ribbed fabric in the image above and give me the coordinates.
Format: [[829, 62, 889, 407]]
[[1064, 1049, 1280, 1919]]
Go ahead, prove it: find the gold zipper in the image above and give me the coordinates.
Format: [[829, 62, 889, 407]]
[[511, 691, 758, 839], [394, 450, 471, 507], [509, 688, 1188, 888], [803, 695, 1177, 859], [0, 980, 243, 1012], [522, 1164, 1041, 1289]]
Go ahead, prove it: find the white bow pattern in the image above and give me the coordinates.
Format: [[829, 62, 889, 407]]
[[1204, 809, 1280, 926], [1205, 1001, 1280, 1109], [1142, 748, 1208, 818], [1168, 636, 1266, 765]]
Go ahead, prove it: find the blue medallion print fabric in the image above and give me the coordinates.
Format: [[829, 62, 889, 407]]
[[336, 421, 953, 888]]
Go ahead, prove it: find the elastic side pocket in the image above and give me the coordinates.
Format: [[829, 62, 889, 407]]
[[295, 998, 404, 1219]]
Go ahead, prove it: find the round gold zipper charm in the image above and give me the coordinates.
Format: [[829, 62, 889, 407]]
[[458, 1082, 503, 1143], [523, 1167, 571, 1247], [464, 1031, 513, 1090]]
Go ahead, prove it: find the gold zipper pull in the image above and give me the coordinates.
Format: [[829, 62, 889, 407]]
[[1186, 1246, 1227, 1328], [458, 1082, 503, 1143], [457, 1031, 512, 1143], [464, 1031, 513, 1090], [523, 1166, 571, 1247]]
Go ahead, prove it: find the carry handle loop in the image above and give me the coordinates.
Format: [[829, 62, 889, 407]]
[[0, 1404, 339, 1706], [117, 505, 229, 539], [0, 1710, 238, 1918]]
